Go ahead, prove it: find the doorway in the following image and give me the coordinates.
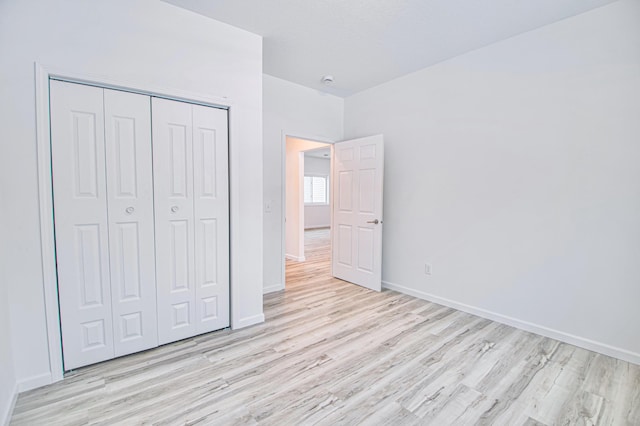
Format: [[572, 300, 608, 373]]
[[284, 137, 332, 282], [281, 134, 385, 293]]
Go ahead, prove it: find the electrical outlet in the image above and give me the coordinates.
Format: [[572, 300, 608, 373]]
[[424, 263, 432, 275]]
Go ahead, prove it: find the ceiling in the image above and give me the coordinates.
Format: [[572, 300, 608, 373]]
[[165, 0, 617, 97]]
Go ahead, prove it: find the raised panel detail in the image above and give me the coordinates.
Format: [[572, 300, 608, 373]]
[[202, 297, 218, 320], [75, 225, 104, 307], [199, 128, 217, 198], [170, 220, 189, 292], [172, 303, 190, 328], [359, 169, 376, 214], [360, 144, 376, 160], [169, 125, 188, 197], [121, 313, 142, 341], [337, 225, 352, 267], [357, 227, 374, 273], [72, 112, 98, 198], [201, 219, 217, 287], [114, 223, 141, 301], [338, 147, 354, 162], [113, 117, 138, 198], [81, 320, 106, 350], [339, 171, 353, 212]]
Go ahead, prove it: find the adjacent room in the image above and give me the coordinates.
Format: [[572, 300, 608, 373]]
[[1, 0, 639, 424]]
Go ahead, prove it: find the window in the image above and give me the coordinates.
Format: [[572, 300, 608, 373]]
[[304, 175, 329, 205]]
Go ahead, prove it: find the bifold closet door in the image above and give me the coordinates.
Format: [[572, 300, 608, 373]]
[[51, 81, 114, 370], [104, 89, 158, 358], [152, 97, 230, 345], [51, 81, 158, 370]]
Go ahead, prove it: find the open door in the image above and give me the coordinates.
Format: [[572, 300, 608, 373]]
[[331, 135, 384, 291]]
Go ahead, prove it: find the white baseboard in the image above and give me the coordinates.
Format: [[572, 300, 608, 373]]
[[1, 382, 18, 426], [234, 313, 265, 330], [383, 280, 640, 366], [285, 254, 305, 262], [17, 372, 52, 393], [263, 283, 285, 294]]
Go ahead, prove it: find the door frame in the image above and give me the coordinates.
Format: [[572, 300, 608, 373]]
[[35, 63, 238, 384], [280, 131, 334, 290]]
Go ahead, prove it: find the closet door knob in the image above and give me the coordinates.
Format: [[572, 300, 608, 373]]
[[125, 207, 135, 214], [171, 206, 179, 213]]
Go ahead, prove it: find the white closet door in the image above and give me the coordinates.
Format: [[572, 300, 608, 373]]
[[152, 98, 198, 344], [153, 98, 230, 344], [50, 80, 115, 369], [192, 104, 230, 333], [104, 89, 158, 356]]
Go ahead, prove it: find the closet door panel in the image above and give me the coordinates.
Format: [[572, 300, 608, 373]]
[[104, 89, 158, 356], [152, 97, 197, 344], [192, 105, 230, 333], [50, 80, 114, 370]]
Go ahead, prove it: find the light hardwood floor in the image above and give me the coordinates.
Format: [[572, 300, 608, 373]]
[[11, 228, 640, 425]]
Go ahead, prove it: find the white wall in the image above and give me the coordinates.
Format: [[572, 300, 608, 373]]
[[304, 156, 331, 229], [0, 286, 16, 426], [0, 0, 264, 391], [344, 0, 640, 363], [285, 138, 331, 261], [304, 205, 331, 229], [0, 202, 16, 426], [304, 156, 331, 175], [263, 75, 343, 292]]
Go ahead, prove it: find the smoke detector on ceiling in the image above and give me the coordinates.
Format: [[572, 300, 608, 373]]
[[321, 75, 334, 85]]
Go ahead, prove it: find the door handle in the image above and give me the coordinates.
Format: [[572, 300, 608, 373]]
[[367, 219, 380, 225]]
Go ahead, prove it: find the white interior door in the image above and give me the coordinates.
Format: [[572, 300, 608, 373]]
[[153, 98, 197, 344], [104, 89, 158, 357], [51, 80, 115, 369], [152, 97, 230, 345], [192, 104, 230, 334], [331, 135, 384, 291]]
